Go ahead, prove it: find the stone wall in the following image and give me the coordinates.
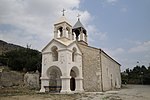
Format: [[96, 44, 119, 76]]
[[78, 43, 121, 92], [101, 51, 121, 91], [78, 43, 102, 92], [24, 70, 40, 89], [0, 71, 24, 87], [0, 67, 40, 89]]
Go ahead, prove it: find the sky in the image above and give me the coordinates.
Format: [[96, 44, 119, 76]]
[[0, 0, 150, 71]]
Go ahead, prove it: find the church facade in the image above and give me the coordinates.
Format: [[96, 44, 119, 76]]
[[40, 14, 121, 93]]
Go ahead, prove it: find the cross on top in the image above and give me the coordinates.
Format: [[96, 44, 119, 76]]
[[77, 14, 81, 20], [61, 8, 66, 16]]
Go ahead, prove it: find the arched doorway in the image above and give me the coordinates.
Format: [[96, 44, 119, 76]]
[[47, 66, 62, 92], [70, 67, 80, 91], [70, 77, 75, 91], [70, 70, 76, 91]]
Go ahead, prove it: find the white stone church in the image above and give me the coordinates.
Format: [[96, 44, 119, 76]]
[[40, 13, 121, 93]]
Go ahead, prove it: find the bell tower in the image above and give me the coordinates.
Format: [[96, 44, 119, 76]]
[[72, 15, 88, 45], [54, 9, 73, 40]]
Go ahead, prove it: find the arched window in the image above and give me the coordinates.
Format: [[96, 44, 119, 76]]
[[72, 47, 77, 62], [74, 29, 80, 40], [51, 46, 58, 61], [57, 27, 63, 38]]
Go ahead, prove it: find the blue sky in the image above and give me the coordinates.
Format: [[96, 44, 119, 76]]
[[0, 0, 150, 71]]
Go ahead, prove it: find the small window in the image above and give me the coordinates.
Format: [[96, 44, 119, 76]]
[[51, 46, 58, 61], [107, 68, 108, 75], [72, 48, 77, 62]]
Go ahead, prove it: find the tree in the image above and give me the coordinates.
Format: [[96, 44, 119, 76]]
[[122, 65, 150, 85], [1, 48, 41, 72]]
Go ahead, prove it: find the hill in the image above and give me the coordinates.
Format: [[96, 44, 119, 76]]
[[0, 40, 41, 72], [0, 40, 24, 55]]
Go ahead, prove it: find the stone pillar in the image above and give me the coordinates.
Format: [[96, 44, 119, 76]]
[[69, 31, 73, 40], [60, 76, 71, 93], [85, 35, 87, 43], [80, 32, 84, 41], [72, 33, 74, 40], [63, 25, 66, 38], [54, 27, 58, 39], [75, 77, 84, 92], [40, 77, 49, 92], [68, 32, 71, 40]]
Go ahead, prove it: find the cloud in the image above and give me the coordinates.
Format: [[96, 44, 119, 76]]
[[0, 0, 93, 50], [101, 0, 119, 5], [113, 40, 150, 71], [103, 47, 125, 58], [0, 0, 105, 51], [124, 39, 142, 45], [87, 25, 108, 44], [129, 41, 150, 53]]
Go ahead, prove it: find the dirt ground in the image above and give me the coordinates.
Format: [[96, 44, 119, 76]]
[[0, 85, 150, 100]]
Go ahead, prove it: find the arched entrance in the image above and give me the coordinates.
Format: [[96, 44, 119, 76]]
[[70, 77, 75, 91], [70, 70, 76, 91], [70, 67, 79, 91], [47, 66, 62, 92]]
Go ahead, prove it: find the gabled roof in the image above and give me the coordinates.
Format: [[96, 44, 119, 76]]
[[56, 38, 74, 46], [78, 43, 121, 66], [73, 19, 85, 29], [42, 38, 81, 52]]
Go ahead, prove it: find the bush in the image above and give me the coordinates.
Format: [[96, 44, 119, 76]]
[[0, 48, 41, 72]]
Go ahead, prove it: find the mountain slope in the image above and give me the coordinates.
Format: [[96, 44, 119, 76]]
[[0, 40, 24, 55]]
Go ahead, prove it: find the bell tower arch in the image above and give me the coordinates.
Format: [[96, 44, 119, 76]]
[[72, 15, 88, 45], [54, 9, 73, 40]]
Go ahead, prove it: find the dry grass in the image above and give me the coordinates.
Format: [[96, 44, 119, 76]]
[[0, 87, 81, 100]]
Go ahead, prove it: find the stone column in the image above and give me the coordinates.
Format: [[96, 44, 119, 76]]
[[63, 25, 66, 38], [75, 77, 84, 92], [40, 77, 49, 92], [69, 31, 73, 40], [54, 27, 58, 39], [85, 35, 87, 43], [80, 32, 84, 41], [68, 32, 71, 40], [72, 33, 74, 40], [60, 76, 71, 93]]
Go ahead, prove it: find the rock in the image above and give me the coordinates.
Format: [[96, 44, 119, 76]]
[[24, 72, 40, 89]]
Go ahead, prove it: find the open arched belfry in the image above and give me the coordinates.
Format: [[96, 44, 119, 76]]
[[40, 12, 121, 93]]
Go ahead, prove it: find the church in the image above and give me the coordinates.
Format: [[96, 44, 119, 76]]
[[40, 11, 121, 93]]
